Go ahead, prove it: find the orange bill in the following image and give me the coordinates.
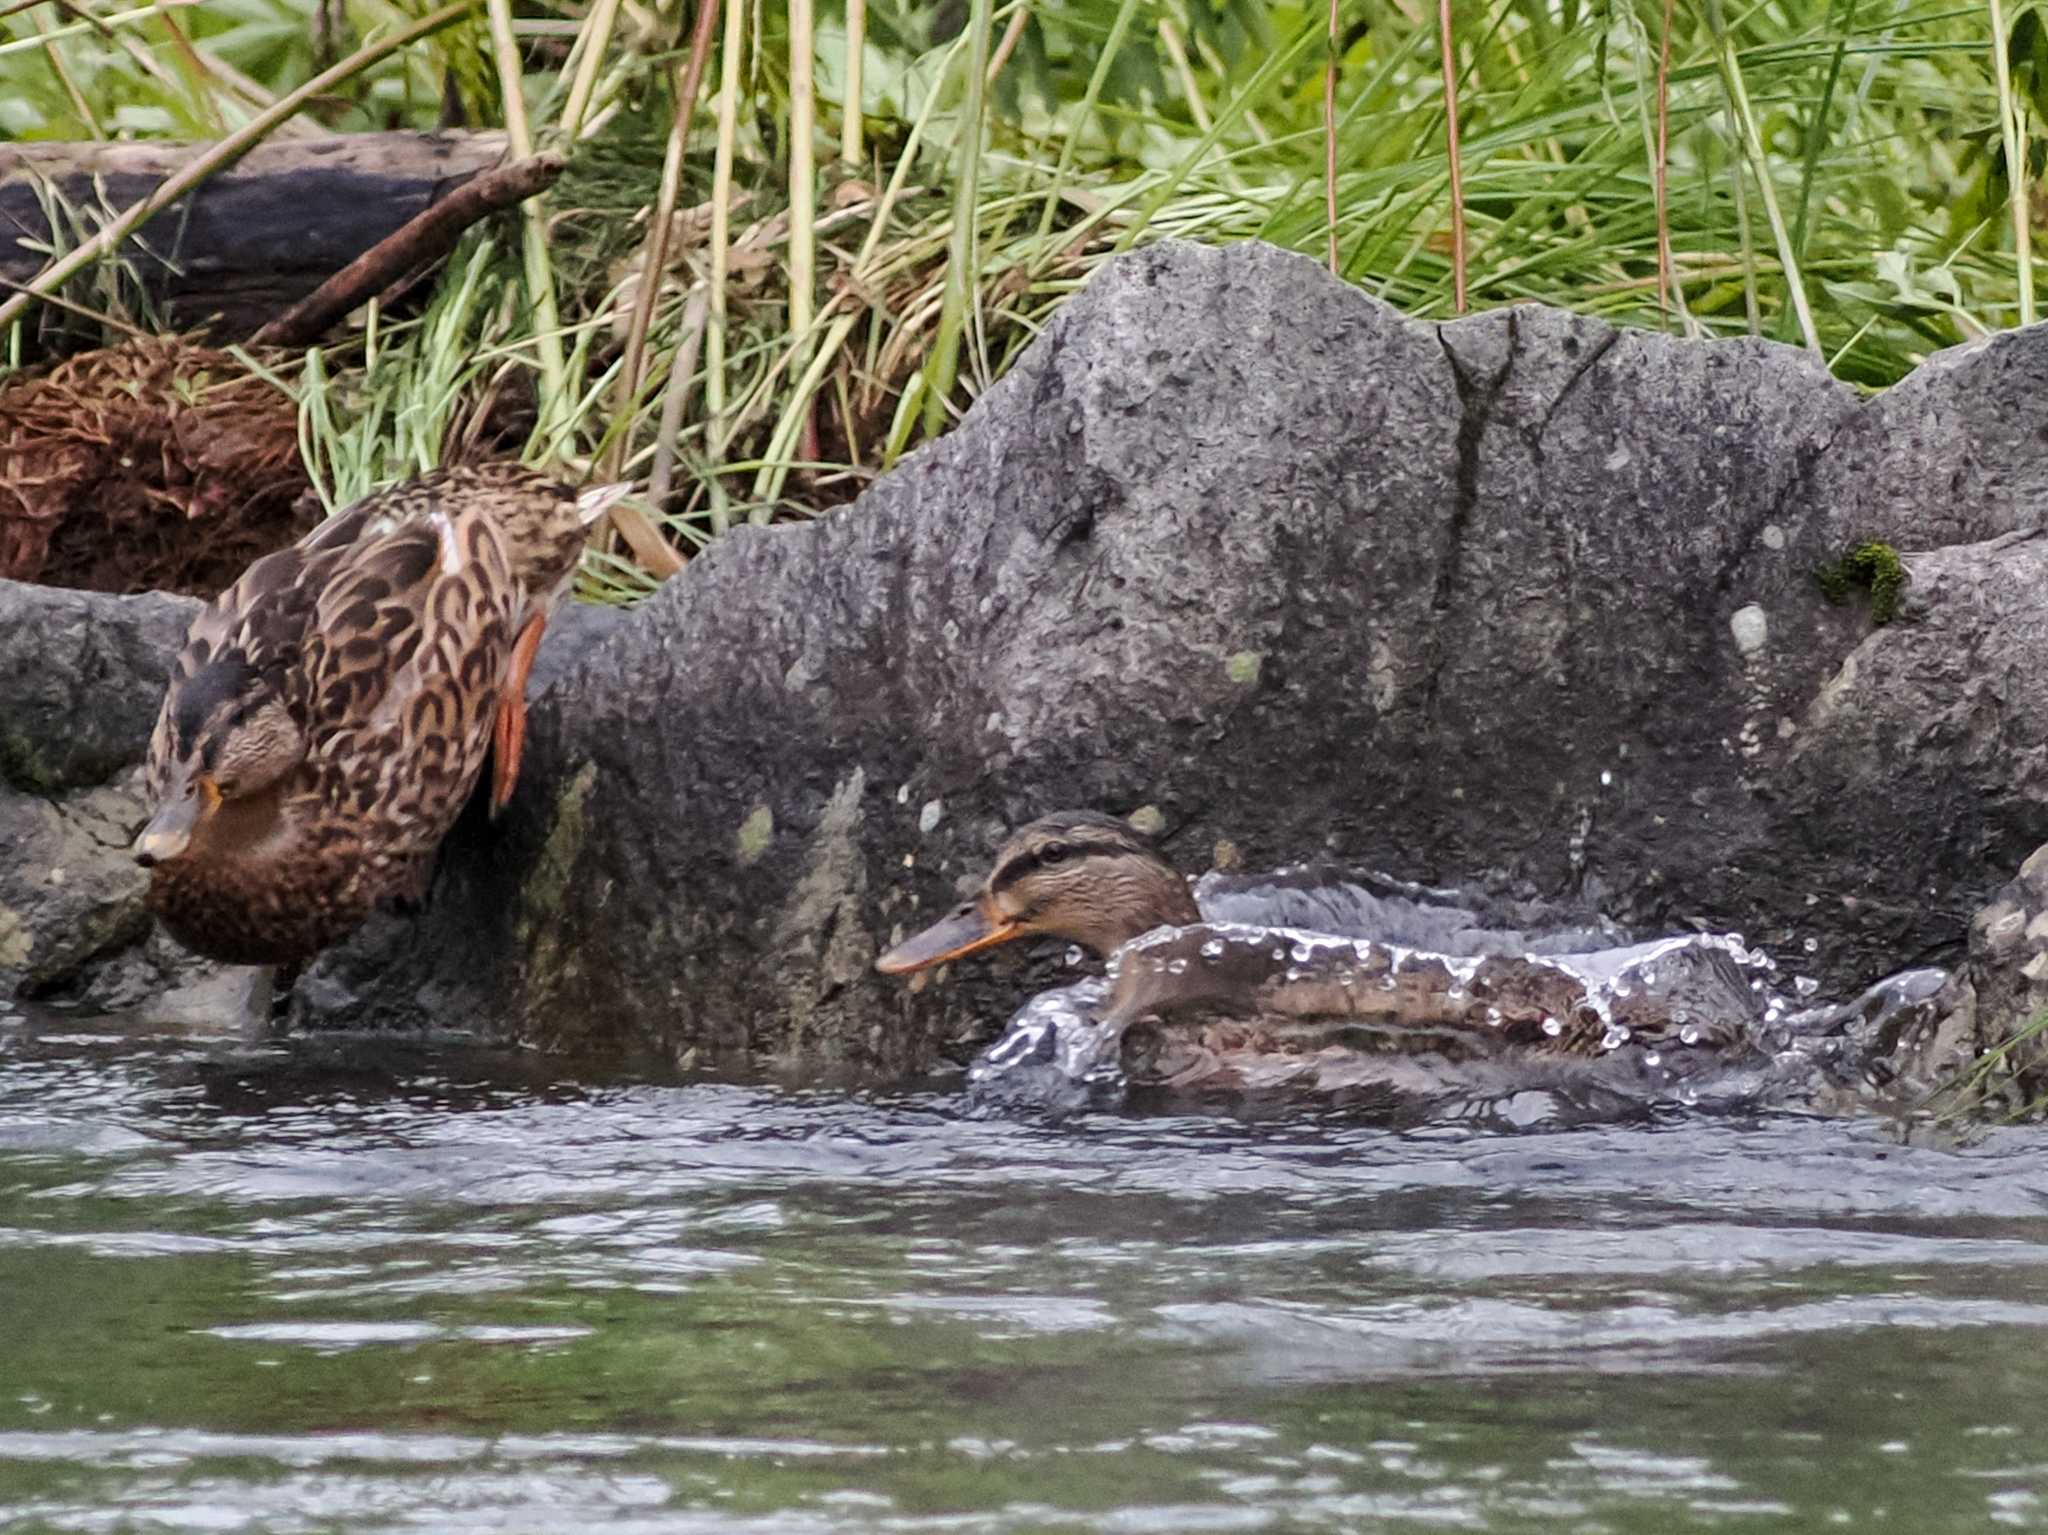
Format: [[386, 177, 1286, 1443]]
[[875, 901, 1024, 975], [489, 613, 548, 819]]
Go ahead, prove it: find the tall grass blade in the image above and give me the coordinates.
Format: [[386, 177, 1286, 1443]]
[[1325, 0, 1340, 276], [485, 0, 571, 440], [922, 0, 992, 437], [841, 0, 865, 167], [1989, 0, 2036, 325]]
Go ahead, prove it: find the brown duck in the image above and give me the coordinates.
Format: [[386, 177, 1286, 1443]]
[[878, 811, 1758, 1095], [132, 462, 628, 975]]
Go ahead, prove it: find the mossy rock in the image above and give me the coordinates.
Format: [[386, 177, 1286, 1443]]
[[1816, 541, 1907, 625]]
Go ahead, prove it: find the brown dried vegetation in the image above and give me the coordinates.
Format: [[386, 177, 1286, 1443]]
[[0, 336, 313, 597]]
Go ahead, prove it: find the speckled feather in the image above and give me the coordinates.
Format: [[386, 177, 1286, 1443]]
[[141, 463, 596, 964]]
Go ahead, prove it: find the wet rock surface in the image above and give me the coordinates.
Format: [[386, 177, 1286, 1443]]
[[5, 238, 2048, 1099]]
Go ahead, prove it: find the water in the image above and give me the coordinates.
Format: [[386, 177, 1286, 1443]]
[[3, 1006, 2048, 1533]]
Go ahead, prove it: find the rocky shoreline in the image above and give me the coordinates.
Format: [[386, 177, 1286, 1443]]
[[4, 239, 2047, 1111]]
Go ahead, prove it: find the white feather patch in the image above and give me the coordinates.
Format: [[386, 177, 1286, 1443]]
[[575, 482, 636, 528], [429, 510, 463, 576]]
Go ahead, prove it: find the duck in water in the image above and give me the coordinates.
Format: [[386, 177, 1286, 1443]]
[[131, 463, 629, 1017], [877, 811, 1771, 1103]]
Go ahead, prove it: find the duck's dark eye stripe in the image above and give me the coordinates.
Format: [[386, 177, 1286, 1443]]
[[991, 839, 1108, 892]]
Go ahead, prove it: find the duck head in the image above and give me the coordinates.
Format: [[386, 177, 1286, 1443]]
[[877, 810, 1201, 974], [133, 655, 305, 867]]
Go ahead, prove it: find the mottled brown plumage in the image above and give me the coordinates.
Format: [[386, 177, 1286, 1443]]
[[133, 462, 628, 967]]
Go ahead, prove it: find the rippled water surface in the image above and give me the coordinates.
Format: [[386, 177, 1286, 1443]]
[[3, 1005, 2048, 1533]]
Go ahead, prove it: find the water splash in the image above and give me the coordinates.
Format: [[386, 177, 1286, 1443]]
[[964, 881, 1950, 1117]]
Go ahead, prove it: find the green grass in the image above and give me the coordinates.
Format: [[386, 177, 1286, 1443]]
[[2, 0, 2046, 601]]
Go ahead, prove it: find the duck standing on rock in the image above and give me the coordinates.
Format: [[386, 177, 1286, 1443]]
[[130, 463, 628, 1010]]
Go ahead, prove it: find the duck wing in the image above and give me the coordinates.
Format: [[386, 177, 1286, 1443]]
[[147, 484, 520, 853], [292, 492, 520, 846]]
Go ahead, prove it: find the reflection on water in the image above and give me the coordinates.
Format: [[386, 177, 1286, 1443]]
[[2, 1003, 2047, 1532]]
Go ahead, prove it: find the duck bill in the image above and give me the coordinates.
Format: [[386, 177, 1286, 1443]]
[[131, 776, 218, 866], [876, 904, 1024, 975]]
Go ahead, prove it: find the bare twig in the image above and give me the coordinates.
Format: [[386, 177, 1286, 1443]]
[[31, 8, 100, 138], [0, 274, 150, 340], [650, 287, 711, 504], [253, 152, 565, 348], [1437, 0, 1467, 311], [988, 3, 1028, 86]]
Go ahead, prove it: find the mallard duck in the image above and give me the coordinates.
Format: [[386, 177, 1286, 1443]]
[[131, 462, 628, 978], [878, 811, 1773, 1102]]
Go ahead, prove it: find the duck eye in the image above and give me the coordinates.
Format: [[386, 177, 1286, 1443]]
[[1034, 843, 1075, 867]]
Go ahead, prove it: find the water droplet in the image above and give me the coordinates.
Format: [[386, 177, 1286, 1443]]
[[1167, 958, 1187, 975], [1542, 1017, 1564, 1037], [1446, 987, 1467, 1005], [1065, 946, 1085, 968], [1289, 942, 1313, 963], [1199, 939, 1225, 960], [1679, 1024, 1701, 1046], [1601, 1025, 1631, 1051], [1381, 976, 1399, 991], [1644, 1051, 1661, 1067], [1794, 975, 1819, 998], [1271, 947, 1286, 962]]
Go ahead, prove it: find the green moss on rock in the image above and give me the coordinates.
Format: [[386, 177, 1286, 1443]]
[[1816, 541, 1907, 625]]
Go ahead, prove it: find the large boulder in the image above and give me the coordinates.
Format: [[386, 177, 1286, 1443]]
[[6, 239, 2048, 1085]]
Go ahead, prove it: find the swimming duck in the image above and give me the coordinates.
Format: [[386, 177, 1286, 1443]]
[[877, 811, 1768, 1100], [131, 462, 628, 978]]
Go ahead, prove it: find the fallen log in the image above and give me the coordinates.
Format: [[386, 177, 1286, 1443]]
[[0, 130, 509, 345], [251, 149, 563, 350]]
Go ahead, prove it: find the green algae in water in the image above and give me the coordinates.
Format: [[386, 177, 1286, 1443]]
[[1816, 541, 1907, 625]]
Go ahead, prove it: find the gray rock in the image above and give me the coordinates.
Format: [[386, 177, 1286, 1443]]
[[0, 583, 193, 793], [5, 238, 2048, 1089]]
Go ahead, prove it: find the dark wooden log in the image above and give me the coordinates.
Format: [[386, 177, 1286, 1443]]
[[252, 150, 564, 349], [0, 130, 509, 343]]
